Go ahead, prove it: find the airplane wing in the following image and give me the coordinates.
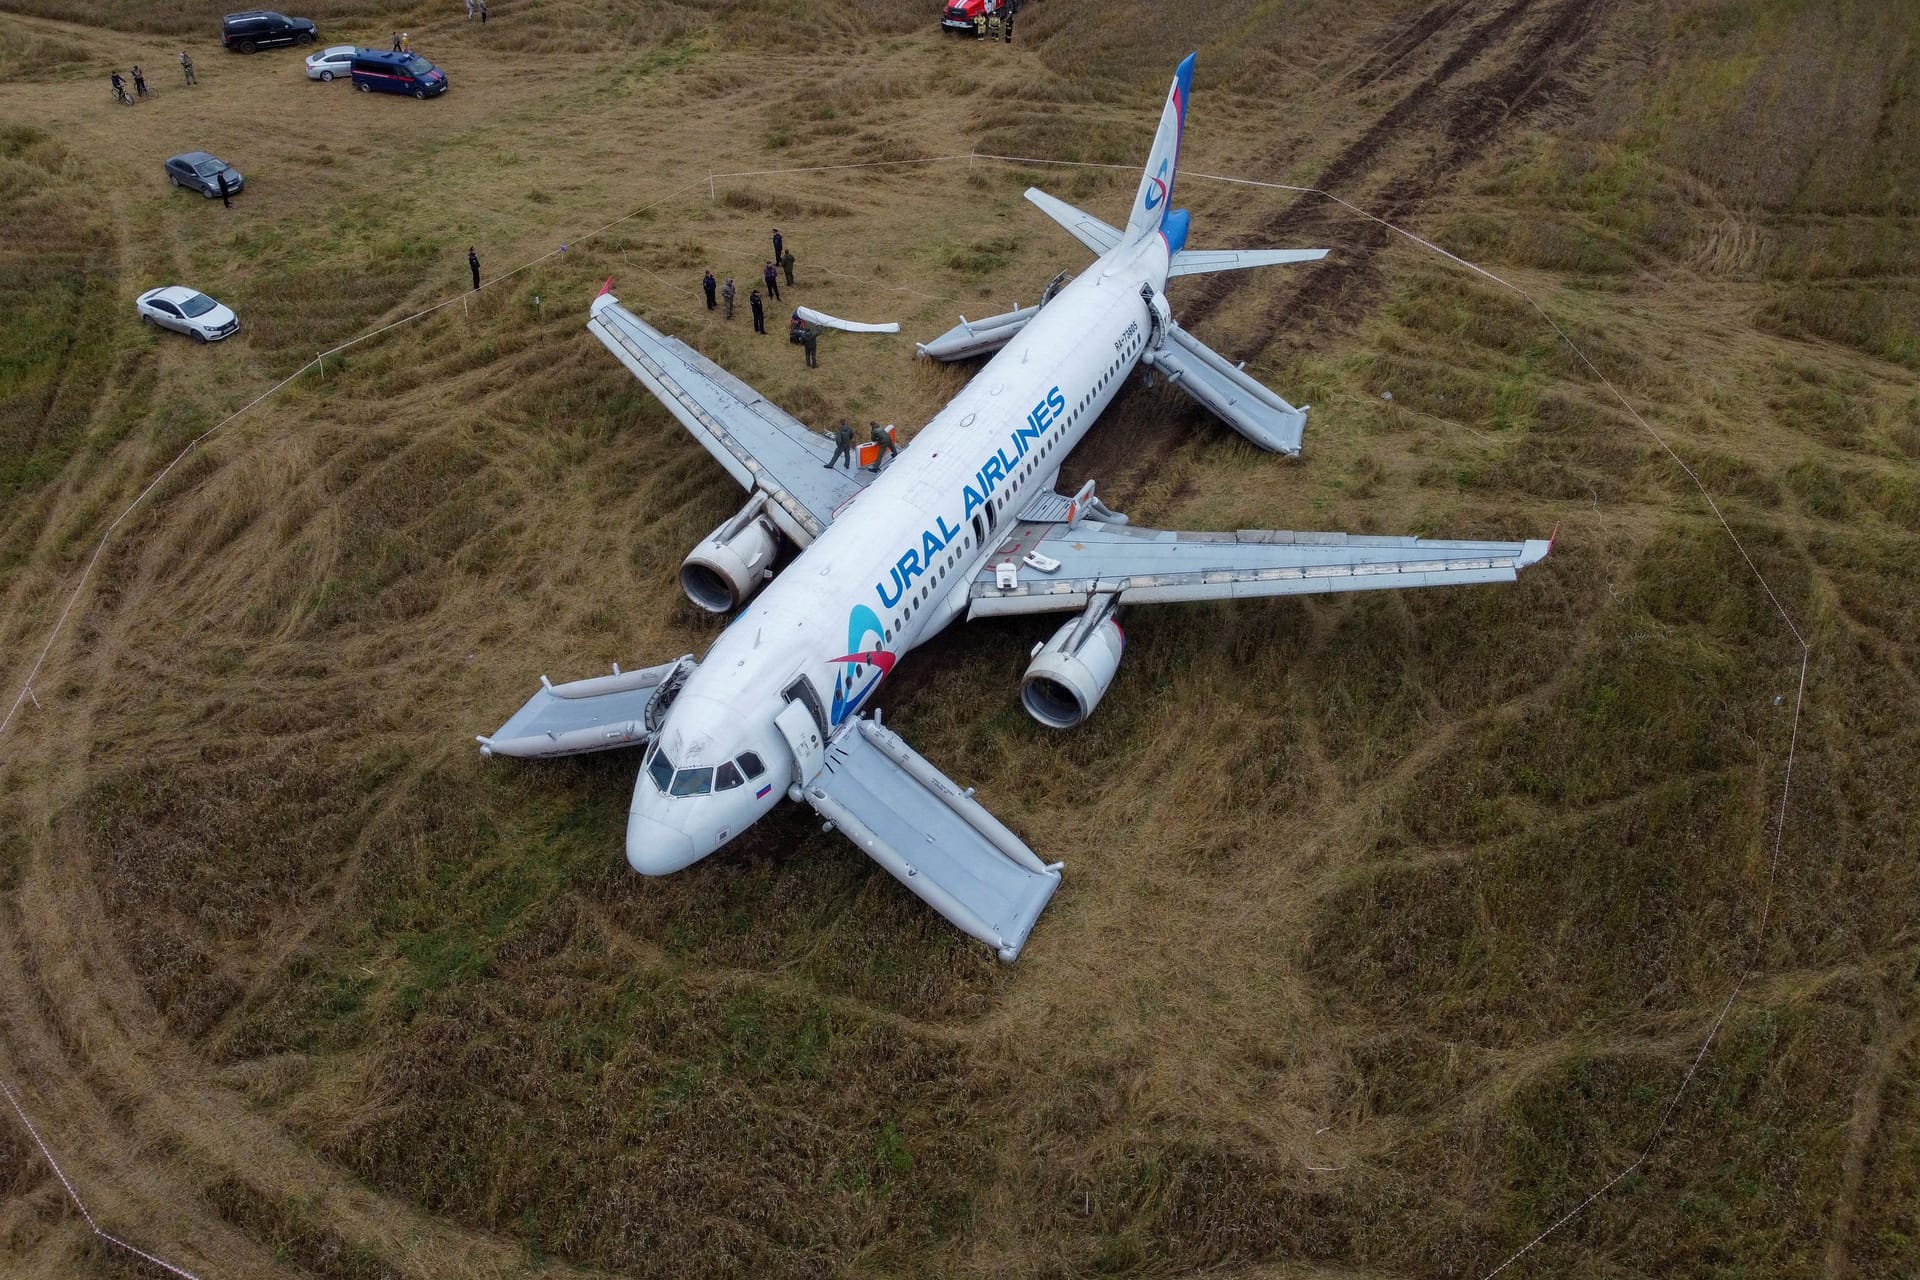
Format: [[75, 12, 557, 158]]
[[967, 513, 1552, 617], [588, 292, 873, 544]]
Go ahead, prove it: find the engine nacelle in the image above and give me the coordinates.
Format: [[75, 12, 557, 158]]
[[681, 498, 780, 613], [1021, 612, 1125, 729]]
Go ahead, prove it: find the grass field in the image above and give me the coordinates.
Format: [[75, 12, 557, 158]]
[[2, 0, 1918, 1277]]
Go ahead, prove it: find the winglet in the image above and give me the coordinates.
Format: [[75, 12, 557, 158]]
[[1517, 526, 1557, 568], [597, 276, 615, 298]]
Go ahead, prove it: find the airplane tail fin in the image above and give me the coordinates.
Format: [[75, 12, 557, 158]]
[[1122, 52, 1195, 244]]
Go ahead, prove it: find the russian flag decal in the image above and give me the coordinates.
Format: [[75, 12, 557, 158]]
[[755, 784, 772, 799]]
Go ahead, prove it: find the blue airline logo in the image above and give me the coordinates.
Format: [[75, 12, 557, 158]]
[[873, 385, 1069, 614], [1143, 158, 1170, 211]]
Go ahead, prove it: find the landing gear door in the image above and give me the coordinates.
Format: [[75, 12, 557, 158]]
[[774, 699, 825, 788]]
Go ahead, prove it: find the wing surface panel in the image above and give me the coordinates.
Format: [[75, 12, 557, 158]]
[[588, 295, 871, 541], [970, 520, 1551, 617]]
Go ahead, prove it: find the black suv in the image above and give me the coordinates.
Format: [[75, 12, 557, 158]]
[[221, 11, 317, 53]]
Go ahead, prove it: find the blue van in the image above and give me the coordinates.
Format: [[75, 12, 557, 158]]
[[350, 49, 447, 98]]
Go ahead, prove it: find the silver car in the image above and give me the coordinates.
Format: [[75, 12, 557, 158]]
[[135, 286, 240, 343], [304, 44, 356, 80], [165, 151, 245, 199]]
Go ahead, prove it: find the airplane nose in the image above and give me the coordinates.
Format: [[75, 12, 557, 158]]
[[625, 809, 700, 876]]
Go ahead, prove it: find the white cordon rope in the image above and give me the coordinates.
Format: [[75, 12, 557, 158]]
[[0, 1074, 204, 1278], [0, 148, 1812, 1278]]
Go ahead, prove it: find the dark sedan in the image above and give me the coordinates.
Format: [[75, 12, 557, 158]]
[[164, 151, 245, 199]]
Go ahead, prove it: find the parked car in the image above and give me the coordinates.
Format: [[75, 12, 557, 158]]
[[305, 44, 357, 80], [136, 287, 240, 343], [164, 151, 245, 199], [222, 10, 316, 53], [350, 49, 448, 98]]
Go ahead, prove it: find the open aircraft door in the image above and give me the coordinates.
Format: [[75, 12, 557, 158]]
[[774, 697, 826, 789]]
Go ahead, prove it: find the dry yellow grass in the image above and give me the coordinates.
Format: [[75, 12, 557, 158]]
[[2, 1, 1919, 1278]]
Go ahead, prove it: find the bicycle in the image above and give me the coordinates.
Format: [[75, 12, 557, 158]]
[[111, 83, 133, 106]]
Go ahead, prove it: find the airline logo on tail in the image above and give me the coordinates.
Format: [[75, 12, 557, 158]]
[[1142, 159, 1170, 211]]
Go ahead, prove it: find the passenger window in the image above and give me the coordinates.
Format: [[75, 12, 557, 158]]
[[715, 761, 744, 790], [738, 752, 766, 779], [669, 766, 714, 797], [647, 747, 674, 793]]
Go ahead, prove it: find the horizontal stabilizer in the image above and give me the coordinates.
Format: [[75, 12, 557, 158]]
[[798, 715, 1061, 962], [1167, 247, 1329, 278], [1024, 187, 1122, 256], [1144, 322, 1309, 454]]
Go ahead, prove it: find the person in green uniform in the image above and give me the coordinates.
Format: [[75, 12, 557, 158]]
[[825, 420, 854, 469], [865, 422, 898, 471]]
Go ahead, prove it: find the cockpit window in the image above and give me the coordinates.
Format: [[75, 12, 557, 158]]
[[647, 746, 674, 793], [737, 752, 765, 779], [669, 766, 714, 797], [715, 761, 743, 791]]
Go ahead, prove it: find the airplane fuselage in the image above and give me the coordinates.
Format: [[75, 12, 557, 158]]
[[625, 233, 1173, 873]]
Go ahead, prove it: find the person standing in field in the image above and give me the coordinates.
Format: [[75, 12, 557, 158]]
[[217, 171, 232, 208], [762, 260, 780, 303], [779, 247, 795, 286], [987, 11, 1001, 40], [400, 32, 412, 53], [800, 323, 819, 368], [772, 227, 783, 263], [131, 65, 147, 98], [179, 50, 196, 84], [721, 276, 735, 319], [468, 247, 481, 290], [391, 31, 402, 50], [702, 270, 717, 310], [110, 70, 128, 103], [1004, 6, 1014, 41], [749, 288, 765, 334]]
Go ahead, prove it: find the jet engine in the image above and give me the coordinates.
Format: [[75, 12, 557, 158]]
[[1020, 599, 1124, 729], [681, 494, 781, 613]]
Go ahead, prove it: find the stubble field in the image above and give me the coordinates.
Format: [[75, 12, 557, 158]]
[[2, 1, 1918, 1277]]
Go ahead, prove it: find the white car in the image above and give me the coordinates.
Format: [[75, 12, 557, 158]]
[[136, 286, 240, 342], [305, 44, 356, 80]]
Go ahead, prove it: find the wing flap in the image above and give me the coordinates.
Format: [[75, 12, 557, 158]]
[[588, 294, 870, 542], [970, 523, 1551, 617]]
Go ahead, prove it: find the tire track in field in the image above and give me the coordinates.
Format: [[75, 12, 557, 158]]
[[1182, 0, 1614, 346]]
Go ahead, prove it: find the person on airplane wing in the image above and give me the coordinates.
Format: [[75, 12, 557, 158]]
[[826, 420, 854, 469], [865, 421, 898, 471]]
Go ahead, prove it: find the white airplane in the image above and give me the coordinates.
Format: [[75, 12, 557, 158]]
[[480, 54, 1552, 961]]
